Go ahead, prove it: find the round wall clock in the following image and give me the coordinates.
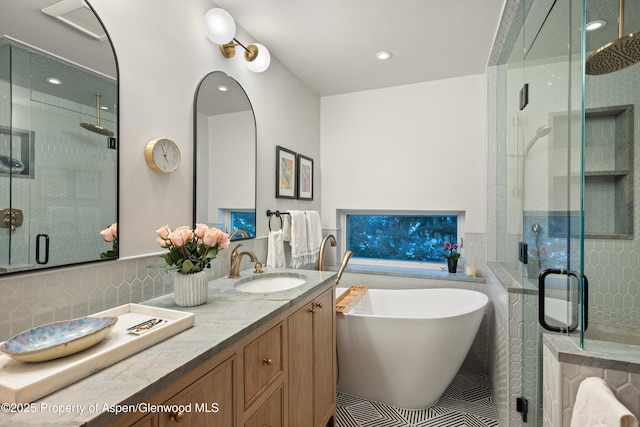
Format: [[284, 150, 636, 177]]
[[144, 138, 181, 173]]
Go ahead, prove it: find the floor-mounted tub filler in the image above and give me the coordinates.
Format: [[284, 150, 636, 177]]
[[336, 287, 488, 409]]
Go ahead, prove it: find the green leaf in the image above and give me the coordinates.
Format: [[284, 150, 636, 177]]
[[181, 259, 195, 274]]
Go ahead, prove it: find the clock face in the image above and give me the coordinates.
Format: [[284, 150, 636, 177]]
[[145, 138, 181, 173]]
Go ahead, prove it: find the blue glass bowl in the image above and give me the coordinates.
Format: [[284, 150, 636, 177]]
[[1, 316, 118, 363]]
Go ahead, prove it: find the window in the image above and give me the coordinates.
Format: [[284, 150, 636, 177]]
[[230, 211, 256, 239], [344, 212, 460, 268]]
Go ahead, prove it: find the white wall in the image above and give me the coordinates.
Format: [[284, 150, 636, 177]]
[[89, 0, 320, 257], [320, 74, 487, 233]]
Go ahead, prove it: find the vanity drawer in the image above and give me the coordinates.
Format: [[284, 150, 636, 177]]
[[244, 385, 283, 427], [244, 322, 283, 407]]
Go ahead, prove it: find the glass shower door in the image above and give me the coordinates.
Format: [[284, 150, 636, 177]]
[[519, 0, 586, 423]]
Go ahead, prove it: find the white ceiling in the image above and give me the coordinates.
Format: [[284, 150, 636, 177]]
[[213, 0, 507, 96], [2, 0, 507, 99]]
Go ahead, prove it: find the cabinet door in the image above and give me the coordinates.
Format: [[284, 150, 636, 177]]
[[244, 386, 283, 427], [244, 323, 283, 408], [288, 302, 314, 426], [130, 413, 157, 427], [313, 289, 335, 426], [159, 357, 234, 427]]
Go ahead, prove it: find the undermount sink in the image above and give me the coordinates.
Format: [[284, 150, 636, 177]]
[[234, 273, 306, 293]]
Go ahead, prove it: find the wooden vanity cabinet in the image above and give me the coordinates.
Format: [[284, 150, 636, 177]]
[[113, 282, 335, 427], [288, 288, 335, 427]]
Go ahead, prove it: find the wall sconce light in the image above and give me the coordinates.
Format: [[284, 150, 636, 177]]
[[203, 8, 271, 73]]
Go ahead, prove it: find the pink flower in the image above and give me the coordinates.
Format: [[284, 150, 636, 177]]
[[217, 231, 231, 249], [203, 228, 220, 246], [169, 228, 193, 247], [156, 225, 171, 240], [100, 223, 117, 242], [155, 237, 170, 248], [194, 223, 209, 239]]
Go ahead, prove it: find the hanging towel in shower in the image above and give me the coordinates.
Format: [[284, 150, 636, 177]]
[[266, 229, 285, 268], [571, 377, 638, 427]]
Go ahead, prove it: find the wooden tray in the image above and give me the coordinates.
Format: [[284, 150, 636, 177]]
[[336, 286, 368, 314]]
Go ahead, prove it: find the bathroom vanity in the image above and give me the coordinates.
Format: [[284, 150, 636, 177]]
[[0, 269, 337, 427]]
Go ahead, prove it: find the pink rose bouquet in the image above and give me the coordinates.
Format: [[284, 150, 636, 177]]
[[155, 224, 230, 274], [99, 223, 118, 259]]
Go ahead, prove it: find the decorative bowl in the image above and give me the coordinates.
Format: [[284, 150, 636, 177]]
[[1, 316, 118, 363]]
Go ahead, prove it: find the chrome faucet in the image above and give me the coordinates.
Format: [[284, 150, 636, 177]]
[[228, 243, 259, 278], [317, 234, 336, 271], [335, 251, 353, 285], [229, 229, 248, 241]]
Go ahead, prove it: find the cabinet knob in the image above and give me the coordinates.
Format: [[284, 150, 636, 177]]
[[315, 302, 324, 308], [308, 306, 316, 313], [170, 411, 185, 423], [263, 357, 273, 366]]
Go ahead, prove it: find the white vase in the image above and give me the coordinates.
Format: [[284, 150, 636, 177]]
[[173, 270, 209, 307]]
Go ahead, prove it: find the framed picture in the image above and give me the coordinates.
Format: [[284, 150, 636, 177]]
[[297, 154, 313, 200], [276, 146, 297, 199]]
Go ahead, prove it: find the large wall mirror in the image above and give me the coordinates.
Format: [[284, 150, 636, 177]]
[[194, 71, 256, 240], [0, 0, 118, 274]]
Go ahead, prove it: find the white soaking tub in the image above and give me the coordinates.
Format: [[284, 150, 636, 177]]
[[336, 287, 488, 409]]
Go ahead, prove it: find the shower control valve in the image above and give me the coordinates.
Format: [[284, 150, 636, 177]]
[[0, 208, 24, 231]]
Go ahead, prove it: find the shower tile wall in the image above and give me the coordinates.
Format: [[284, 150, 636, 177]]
[[584, 64, 640, 342], [0, 237, 267, 342], [543, 344, 640, 426]]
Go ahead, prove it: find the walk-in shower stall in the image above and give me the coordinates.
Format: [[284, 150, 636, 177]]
[[489, 0, 640, 425]]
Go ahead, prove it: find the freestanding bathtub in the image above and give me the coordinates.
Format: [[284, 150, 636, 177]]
[[336, 287, 488, 409]]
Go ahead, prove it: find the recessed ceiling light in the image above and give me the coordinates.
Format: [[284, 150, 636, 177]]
[[46, 77, 62, 85], [100, 106, 108, 110], [217, 85, 229, 92], [375, 51, 392, 61], [586, 20, 606, 31]]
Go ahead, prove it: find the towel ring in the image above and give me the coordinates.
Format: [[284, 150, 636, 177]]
[[269, 213, 283, 231]]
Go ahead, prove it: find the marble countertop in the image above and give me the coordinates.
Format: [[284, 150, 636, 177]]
[[544, 333, 640, 374], [0, 267, 336, 427]]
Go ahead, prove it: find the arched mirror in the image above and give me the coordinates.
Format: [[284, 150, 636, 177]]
[[194, 71, 256, 240], [0, 0, 118, 274]]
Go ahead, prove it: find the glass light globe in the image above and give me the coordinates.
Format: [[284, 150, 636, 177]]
[[246, 43, 271, 73], [203, 8, 236, 44]]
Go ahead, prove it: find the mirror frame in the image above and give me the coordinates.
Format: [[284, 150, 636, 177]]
[[193, 71, 256, 240], [0, 1, 119, 275]]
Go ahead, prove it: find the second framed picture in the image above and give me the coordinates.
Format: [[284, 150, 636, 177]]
[[276, 146, 297, 199], [297, 154, 313, 200]]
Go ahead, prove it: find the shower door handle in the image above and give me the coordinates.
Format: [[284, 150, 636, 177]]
[[538, 269, 588, 333], [36, 233, 50, 265]]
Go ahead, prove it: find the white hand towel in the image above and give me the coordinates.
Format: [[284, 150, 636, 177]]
[[288, 210, 308, 268], [266, 229, 285, 268], [305, 210, 322, 264], [282, 214, 292, 242], [571, 377, 638, 427]]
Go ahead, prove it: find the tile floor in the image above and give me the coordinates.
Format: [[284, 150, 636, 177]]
[[336, 373, 499, 427]]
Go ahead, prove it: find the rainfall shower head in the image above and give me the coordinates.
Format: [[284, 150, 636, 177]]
[[524, 125, 552, 156], [80, 94, 114, 137], [586, 0, 640, 75]]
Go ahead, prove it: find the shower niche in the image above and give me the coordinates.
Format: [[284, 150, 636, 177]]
[[550, 105, 634, 239]]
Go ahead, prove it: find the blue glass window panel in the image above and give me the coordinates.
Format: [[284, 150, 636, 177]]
[[346, 214, 457, 263], [230, 211, 256, 239]]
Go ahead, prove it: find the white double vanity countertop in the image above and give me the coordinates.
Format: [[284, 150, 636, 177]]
[[0, 268, 337, 427]]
